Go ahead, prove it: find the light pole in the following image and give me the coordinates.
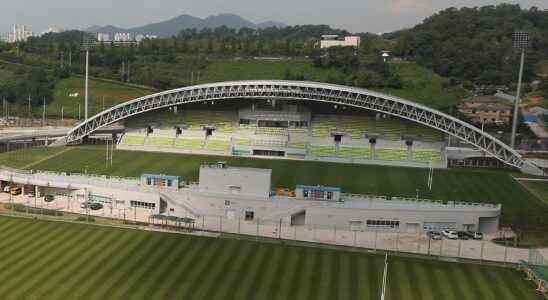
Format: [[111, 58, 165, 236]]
[[510, 31, 529, 149], [82, 35, 94, 121]]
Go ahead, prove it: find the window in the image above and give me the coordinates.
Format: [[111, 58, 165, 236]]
[[245, 211, 254, 221], [366, 219, 400, 229], [146, 178, 152, 185], [130, 200, 156, 209], [224, 200, 231, 206], [167, 180, 172, 187]]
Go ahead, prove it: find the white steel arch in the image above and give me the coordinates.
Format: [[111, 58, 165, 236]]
[[58, 80, 525, 169]]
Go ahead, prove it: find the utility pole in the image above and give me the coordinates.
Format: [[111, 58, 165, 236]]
[[61, 106, 64, 121], [28, 95, 31, 125], [510, 31, 529, 149], [85, 49, 89, 120], [42, 97, 46, 126]]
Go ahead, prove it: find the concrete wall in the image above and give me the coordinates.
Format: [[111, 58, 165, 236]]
[[304, 205, 501, 233]]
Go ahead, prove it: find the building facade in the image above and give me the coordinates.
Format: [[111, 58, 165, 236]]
[[320, 35, 361, 49], [458, 95, 512, 125], [8, 25, 33, 43]]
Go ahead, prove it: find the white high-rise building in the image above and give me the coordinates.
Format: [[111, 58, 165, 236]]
[[97, 33, 111, 42], [8, 25, 34, 43], [113, 32, 131, 42]]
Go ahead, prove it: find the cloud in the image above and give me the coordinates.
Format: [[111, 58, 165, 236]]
[[389, 0, 435, 13]]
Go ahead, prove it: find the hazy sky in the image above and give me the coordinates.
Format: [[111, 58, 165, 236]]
[[2, 0, 547, 34]]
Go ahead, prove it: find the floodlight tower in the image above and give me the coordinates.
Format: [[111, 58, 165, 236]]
[[82, 35, 94, 121], [510, 31, 529, 149]]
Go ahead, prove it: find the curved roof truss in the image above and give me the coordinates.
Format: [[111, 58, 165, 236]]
[[59, 80, 524, 168]]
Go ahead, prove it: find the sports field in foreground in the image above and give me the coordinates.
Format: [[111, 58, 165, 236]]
[[0, 216, 541, 300], [1, 146, 546, 234]]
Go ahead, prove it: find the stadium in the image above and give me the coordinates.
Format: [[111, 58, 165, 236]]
[[0, 80, 546, 299]]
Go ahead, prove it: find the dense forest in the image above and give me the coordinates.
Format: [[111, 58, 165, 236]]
[[0, 25, 398, 90], [388, 4, 548, 85]]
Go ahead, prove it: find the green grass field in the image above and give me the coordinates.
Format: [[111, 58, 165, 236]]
[[1, 146, 547, 236], [0, 216, 541, 300], [378, 62, 467, 110], [47, 77, 152, 118]]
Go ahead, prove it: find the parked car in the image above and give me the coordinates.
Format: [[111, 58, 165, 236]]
[[80, 201, 90, 209], [465, 231, 483, 240], [89, 203, 103, 210], [44, 195, 55, 202], [441, 230, 458, 239], [427, 231, 442, 240], [457, 231, 469, 240]]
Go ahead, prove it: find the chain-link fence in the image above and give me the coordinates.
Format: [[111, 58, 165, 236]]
[[0, 194, 530, 265]]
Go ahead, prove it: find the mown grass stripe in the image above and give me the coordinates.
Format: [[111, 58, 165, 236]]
[[118, 235, 183, 298], [9, 225, 97, 299], [132, 236, 196, 300], [0, 219, 54, 257], [360, 254, 380, 300], [444, 264, 470, 300], [222, 242, 262, 300], [317, 250, 335, 300], [328, 251, 340, 300], [235, 244, 271, 300], [175, 239, 227, 298], [387, 259, 407, 300], [253, 245, 286, 299], [157, 237, 211, 300], [56, 230, 143, 300], [480, 267, 518, 300], [185, 241, 238, 299], [0, 217, 21, 236], [272, 246, 301, 300], [425, 262, 453, 300], [462, 264, 494, 299], [39, 228, 126, 299], [0, 222, 68, 284], [284, 247, 307, 300], [211, 241, 257, 299], [413, 262, 436, 300], [337, 252, 352, 300], [0, 218, 35, 246], [306, 248, 323, 300], [104, 233, 168, 299], [79, 232, 153, 300], [348, 252, 359, 300], [0, 223, 76, 296]]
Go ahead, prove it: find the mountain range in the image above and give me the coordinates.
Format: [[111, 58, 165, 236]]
[[85, 14, 287, 37]]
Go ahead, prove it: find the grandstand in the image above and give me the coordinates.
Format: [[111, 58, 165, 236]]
[[118, 101, 447, 168]]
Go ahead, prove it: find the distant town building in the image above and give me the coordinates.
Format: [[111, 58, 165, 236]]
[[8, 25, 33, 43], [0, 32, 9, 43], [114, 32, 131, 42], [458, 95, 512, 126], [97, 33, 111, 42], [135, 34, 158, 42], [320, 35, 360, 49], [40, 27, 62, 36]]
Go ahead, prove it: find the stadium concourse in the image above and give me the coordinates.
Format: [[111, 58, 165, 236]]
[[115, 101, 446, 169]]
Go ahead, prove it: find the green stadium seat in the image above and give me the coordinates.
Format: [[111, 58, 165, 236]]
[[174, 138, 204, 150], [375, 148, 408, 161]]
